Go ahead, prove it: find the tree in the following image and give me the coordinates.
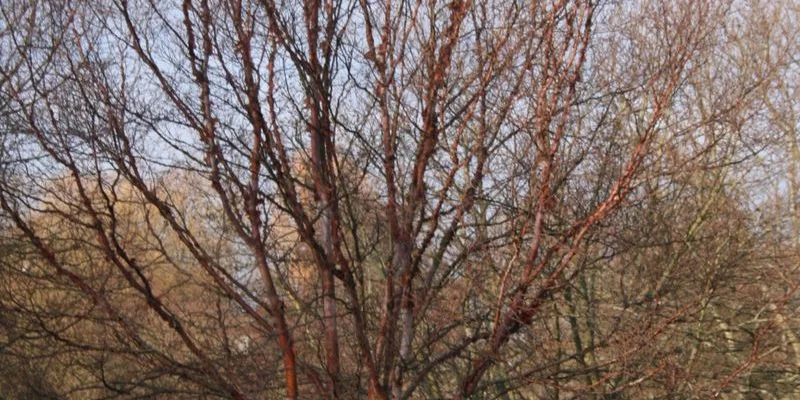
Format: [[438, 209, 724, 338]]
[[1, 0, 798, 398]]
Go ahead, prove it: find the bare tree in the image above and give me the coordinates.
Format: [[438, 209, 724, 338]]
[[1, 0, 798, 399]]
